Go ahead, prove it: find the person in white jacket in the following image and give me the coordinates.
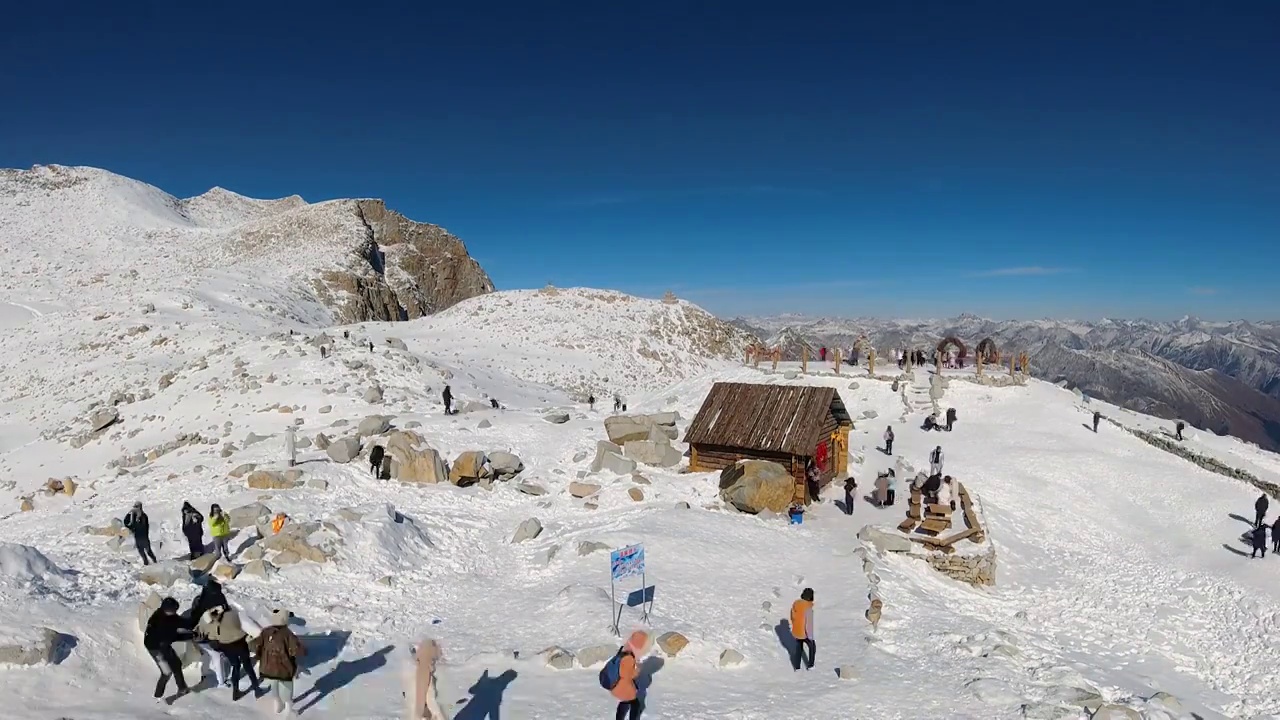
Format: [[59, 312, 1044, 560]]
[[929, 446, 944, 476], [408, 639, 449, 720], [936, 476, 954, 510]]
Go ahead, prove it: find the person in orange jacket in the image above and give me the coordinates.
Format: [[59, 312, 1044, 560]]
[[611, 631, 648, 720], [789, 588, 815, 671]]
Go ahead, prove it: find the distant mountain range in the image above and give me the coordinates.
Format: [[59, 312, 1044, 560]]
[[728, 314, 1280, 452]]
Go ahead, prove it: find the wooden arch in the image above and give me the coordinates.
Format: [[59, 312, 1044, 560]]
[[936, 336, 968, 358], [975, 338, 998, 363]]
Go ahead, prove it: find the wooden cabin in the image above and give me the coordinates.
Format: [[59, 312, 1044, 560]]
[[683, 382, 853, 503]]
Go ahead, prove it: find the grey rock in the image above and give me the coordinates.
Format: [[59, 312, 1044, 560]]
[[307, 478, 329, 491], [543, 410, 571, 424], [405, 421, 422, 429], [326, 437, 361, 463], [243, 432, 270, 447], [604, 416, 665, 445], [241, 559, 277, 578], [596, 450, 636, 476], [296, 435, 312, 449], [576, 541, 612, 556], [318, 405, 333, 414], [569, 482, 601, 498], [675, 501, 691, 509], [228, 463, 257, 478], [364, 386, 383, 404], [783, 370, 799, 379], [719, 649, 746, 668], [631, 473, 651, 485], [273, 550, 302, 565], [227, 502, 272, 530], [488, 451, 524, 479], [1145, 692, 1182, 713], [576, 644, 617, 668], [0, 627, 74, 666], [1019, 705, 1080, 720], [590, 440, 623, 472], [511, 517, 543, 543], [89, 408, 119, 432], [836, 665, 857, 680], [515, 482, 548, 497], [848, 382, 860, 389], [542, 646, 574, 670], [477, 419, 492, 429], [718, 460, 793, 514], [1091, 706, 1141, 720], [861, 409, 879, 419], [315, 432, 331, 450], [139, 561, 189, 587], [572, 450, 588, 463], [386, 337, 408, 351], [623, 439, 683, 468], [357, 415, 392, 437]]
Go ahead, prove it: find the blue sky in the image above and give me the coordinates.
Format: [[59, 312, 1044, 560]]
[[2, 1, 1277, 320]]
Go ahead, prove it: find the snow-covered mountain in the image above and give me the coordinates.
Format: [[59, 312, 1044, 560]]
[[0, 165, 494, 326], [733, 314, 1280, 452]]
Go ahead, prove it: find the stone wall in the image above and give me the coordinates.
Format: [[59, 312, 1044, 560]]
[[1106, 418, 1280, 499], [925, 544, 996, 587]]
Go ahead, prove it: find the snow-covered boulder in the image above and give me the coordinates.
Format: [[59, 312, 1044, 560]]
[[836, 665, 857, 679], [858, 525, 913, 554], [315, 433, 331, 450], [718, 460, 793, 514], [604, 416, 665, 445], [246, 470, 300, 490], [623, 439, 682, 468], [656, 632, 689, 657], [576, 541, 611, 556], [139, 561, 190, 587], [542, 646, 574, 670], [0, 627, 74, 666], [511, 518, 543, 544], [357, 414, 393, 437], [386, 430, 448, 484], [1092, 706, 1141, 720], [364, 386, 384, 404], [569, 482, 601, 499], [488, 451, 524, 479], [576, 644, 616, 668], [543, 410, 571, 424], [228, 502, 272, 530], [89, 407, 119, 432], [0, 543, 68, 582], [326, 437, 361, 463], [385, 337, 408, 351], [719, 649, 745, 668], [515, 482, 547, 496]]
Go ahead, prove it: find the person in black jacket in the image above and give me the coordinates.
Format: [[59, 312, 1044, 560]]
[[945, 408, 957, 432], [1272, 516, 1280, 555], [188, 578, 230, 624], [442, 385, 453, 415], [1092, 411, 1102, 433], [1175, 421, 1186, 441], [842, 476, 856, 516], [146, 597, 194, 701], [123, 502, 157, 565], [1256, 494, 1270, 528], [1251, 523, 1268, 559], [180, 502, 204, 560]]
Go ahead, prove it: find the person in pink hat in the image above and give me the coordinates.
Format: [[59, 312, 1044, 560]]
[[610, 631, 648, 719]]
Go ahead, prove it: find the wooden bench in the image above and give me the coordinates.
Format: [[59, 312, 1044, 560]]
[[913, 526, 981, 549], [926, 504, 953, 517], [897, 517, 919, 533]]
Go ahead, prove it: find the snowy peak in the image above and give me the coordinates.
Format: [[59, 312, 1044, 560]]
[[179, 186, 307, 228]]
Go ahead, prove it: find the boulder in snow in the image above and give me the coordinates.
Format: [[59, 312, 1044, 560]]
[[0, 543, 67, 582], [719, 649, 745, 668], [837, 665, 857, 680], [604, 416, 665, 445], [576, 541, 611, 556], [357, 415, 393, 437], [628, 488, 645, 502], [576, 644, 616, 668], [318, 405, 333, 414], [314, 433, 331, 450], [623, 439, 682, 468], [487, 451, 524, 479], [139, 561, 190, 587], [448, 451, 491, 487], [326, 437, 362, 464], [515, 482, 548, 497], [541, 646, 574, 670], [364, 386, 384, 404], [543, 410, 571, 424], [1091, 706, 1141, 720], [0, 627, 75, 666], [656, 632, 689, 657], [386, 431, 449, 485], [386, 337, 408, 351], [228, 502, 272, 530], [89, 407, 119, 432], [511, 518, 543, 544], [246, 470, 301, 490], [857, 525, 913, 554], [190, 552, 220, 574], [718, 460, 793, 514], [568, 482, 601, 499]]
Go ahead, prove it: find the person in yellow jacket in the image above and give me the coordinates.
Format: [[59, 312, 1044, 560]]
[[208, 504, 232, 562], [789, 588, 815, 671]]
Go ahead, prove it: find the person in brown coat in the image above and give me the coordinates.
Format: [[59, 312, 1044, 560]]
[[251, 609, 305, 715]]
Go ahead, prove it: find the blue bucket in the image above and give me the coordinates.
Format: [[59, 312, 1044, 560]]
[[789, 509, 804, 525]]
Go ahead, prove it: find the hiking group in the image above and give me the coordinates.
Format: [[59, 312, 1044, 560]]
[[124, 501, 234, 566], [1249, 493, 1280, 559]]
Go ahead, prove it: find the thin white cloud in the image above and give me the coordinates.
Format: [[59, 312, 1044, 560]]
[[971, 266, 1074, 277], [1188, 286, 1219, 296]]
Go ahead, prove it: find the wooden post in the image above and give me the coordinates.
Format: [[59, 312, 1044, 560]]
[[977, 355, 984, 376], [833, 349, 842, 375], [690, 446, 700, 472], [1009, 357, 1015, 377], [771, 348, 780, 371], [802, 347, 808, 374], [869, 349, 876, 375], [1024, 354, 1031, 376]]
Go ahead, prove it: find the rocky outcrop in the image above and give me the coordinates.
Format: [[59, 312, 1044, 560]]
[[623, 439, 683, 468], [718, 460, 793, 514], [386, 430, 448, 484], [488, 451, 524, 479], [449, 451, 490, 486]]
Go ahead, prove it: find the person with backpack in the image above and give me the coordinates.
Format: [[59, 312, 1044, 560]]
[[123, 501, 157, 565], [1251, 522, 1268, 559], [181, 502, 205, 560], [369, 445, 385, 477], [789, 588, 816, 671], [1256, 494, 1270, 528], [442, 385, 453, 415], [1092, 411, 1102, 433], [883, 426, 894, 456], [208, 504, 232, 562], [145, 597, 195, 702], [197, 605, 261, 701], [929, 446, 944, 476], [252, 609, 306, 716], [842, 476, 857, 516], [945, 407, 957, 432], [601, 630, 648, 720]]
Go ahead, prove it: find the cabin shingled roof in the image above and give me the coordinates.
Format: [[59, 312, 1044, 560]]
[[682, 382, 852, 456]]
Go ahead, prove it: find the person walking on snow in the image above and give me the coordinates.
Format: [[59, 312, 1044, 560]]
[[145, 597, 195, 702], [1256, 494, 1270, 528], [284, 426, 297, 468], [883, 426, 894, 455], [124, 502, 157, 565], [1272, 515, 1280, 555], [252, 609, 306, 716], [1092, 411, 1102, 433], [181, 502, 205, 560], [929, 446, 944, 476], [1175, 420, 1186, 441], [410, 638, 450, 720], [197, 605, 261, 701], [588, 393, 596, 411], [613, 395, 622, 412], [208, 504, 232, 562], [369, 445, 385, 477], [1251, 522, 1268, 559], [789, 588, 816, 671], [842, 476, 857, 515], [442, 385, 453, 416], [609, 630, 649, 720], [945, 407, 957, 432]]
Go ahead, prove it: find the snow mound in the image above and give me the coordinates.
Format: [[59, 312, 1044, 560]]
[[398, 287, 757, 395], [334, 503, 434, 572], [0, 543, 66, 582]]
